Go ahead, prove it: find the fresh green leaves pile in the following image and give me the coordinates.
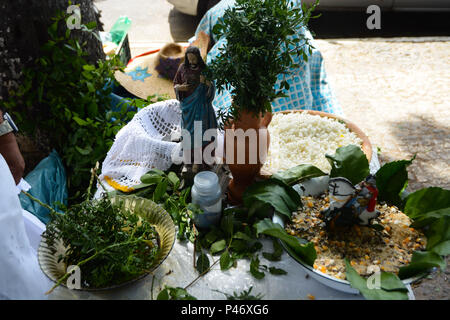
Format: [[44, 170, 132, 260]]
[[191, 162, 330, 280], [206, 0, 319, 127], [122, 164, 324, 286], [44, 196, 160, 292], [1, 11, 164, 201], [324, 144, 449, 299], [114, 144, 448, 300]]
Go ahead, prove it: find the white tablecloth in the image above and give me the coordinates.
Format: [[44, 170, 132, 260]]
[[46, 238, 365, 300]]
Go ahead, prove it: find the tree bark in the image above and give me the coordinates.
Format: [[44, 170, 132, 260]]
[[0, 0, 105, 172], [0, 0, 104, 101]]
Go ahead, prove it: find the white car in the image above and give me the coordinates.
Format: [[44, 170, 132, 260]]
[[302, 0, 450, 11], [167, 0, 209, 16], [168, 0, 450, 16]]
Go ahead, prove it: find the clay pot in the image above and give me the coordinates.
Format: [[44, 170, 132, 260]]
[[225, 109, 273, 204]]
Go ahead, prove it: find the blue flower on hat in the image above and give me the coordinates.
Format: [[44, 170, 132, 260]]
[[126, 66, 152, 82]]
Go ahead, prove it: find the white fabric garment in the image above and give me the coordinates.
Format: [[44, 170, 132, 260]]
[[97, 99, 182, 193], [0, 154, 51, 300], [22, 209, 46, 253]]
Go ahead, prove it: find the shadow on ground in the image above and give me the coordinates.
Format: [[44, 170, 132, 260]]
[[379, 114, 450, 192]]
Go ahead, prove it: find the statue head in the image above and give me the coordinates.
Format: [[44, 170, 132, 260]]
[[185, 46, 206, 70]]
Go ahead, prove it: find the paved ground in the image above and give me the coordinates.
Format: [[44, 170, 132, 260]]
[[95, 0, 220, 55], [316, 39, 450, 299], [94, 0, 449, 299]]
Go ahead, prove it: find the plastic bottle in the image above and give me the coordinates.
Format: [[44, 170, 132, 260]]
[[191, 171, 222, 229], [110, 16, 132, 45]]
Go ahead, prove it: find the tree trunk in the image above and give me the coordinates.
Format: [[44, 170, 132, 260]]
[[0, 0, 105, 172], [0, 0, 104, 102]]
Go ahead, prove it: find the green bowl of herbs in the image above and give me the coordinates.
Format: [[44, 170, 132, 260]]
[[38, 195, 176, 293]]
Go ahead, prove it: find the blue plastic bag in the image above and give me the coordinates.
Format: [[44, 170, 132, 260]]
[[19, 150, 68, 224]]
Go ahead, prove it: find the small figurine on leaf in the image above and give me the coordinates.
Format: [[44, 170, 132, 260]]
[[322, 175, 380, 230]]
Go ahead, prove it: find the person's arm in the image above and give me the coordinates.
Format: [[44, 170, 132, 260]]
[[173, 65, 190, 93], [0, 110, 25, 185]]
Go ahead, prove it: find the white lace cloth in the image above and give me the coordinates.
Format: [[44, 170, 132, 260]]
[[97, 99, 182, 194]]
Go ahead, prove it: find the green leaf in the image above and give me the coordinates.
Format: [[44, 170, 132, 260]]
[[220, 213, 234, 236], [86, 82, 95, 92], [145, 168, 165, 176], [398, 251, 446, 279], [156, 288, 169, 300], [157, 286, 197, 300], [254, 219, 316, 266], [243, 178, 301, 219], [248, 201, 273, 219], [73, 116, 89, 126], [378, 273, 409, 292], [82, 64, 95, 71], [250, 255, 265, 280], [171, 287, 197, 300], [205, 229, 221, 245], [196, 253, 210, 274], [220, 249, 233, 271], [431, 240, 450, 256], [230, 240, 248, 253], [269, 267, 287, 275], [272, 164, 326, 186], [131, 183, 155, 192], [425, 216, 450, 251], [345, 260, 408, 300], [404, 187, 450, 220], [325, 145, 370, 185], [153, 179, 168, 203], [140, 173, 163, 185], [233, 231, 252, 242], [75, 146, 92, 155], [262, 239, 283, 262], [375, 158, 414, 208], [85, 21, 97, 30], [167, 172, 180, 187], [210, 239, 227, 254], [410, 208, 450, 229]]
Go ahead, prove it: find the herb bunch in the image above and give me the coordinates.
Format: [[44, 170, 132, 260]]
[[206, 0, 319, 126], [45, 196, 160, 290]]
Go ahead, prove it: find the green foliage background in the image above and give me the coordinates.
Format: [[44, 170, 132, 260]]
[[206, 0, 318, 126], [2, 12, 161, 200]]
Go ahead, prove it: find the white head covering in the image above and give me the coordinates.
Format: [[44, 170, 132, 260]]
[[0, 154, 51, 299]]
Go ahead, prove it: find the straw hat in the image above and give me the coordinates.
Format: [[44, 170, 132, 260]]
[[114, 31, 210, 100]]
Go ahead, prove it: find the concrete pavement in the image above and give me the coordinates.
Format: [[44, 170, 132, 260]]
[[94, 0, 201, 55]]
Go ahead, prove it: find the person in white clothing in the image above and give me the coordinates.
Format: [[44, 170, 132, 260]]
[[0, 154, 51, 299]]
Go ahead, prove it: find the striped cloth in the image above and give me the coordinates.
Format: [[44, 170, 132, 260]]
[[195, 0, 343, 115]]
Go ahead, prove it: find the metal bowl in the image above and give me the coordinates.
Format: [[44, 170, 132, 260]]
[[38, 195, 176, 291], [272, 176, 424, 294]]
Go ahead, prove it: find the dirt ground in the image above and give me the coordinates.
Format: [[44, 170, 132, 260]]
[[315, 38, 450, 300]]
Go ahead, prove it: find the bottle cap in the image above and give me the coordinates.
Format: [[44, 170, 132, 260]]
[[194, 171, 219, 194]]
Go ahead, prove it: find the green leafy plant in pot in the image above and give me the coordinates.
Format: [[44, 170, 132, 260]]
[[206, 0, 319, 203]]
